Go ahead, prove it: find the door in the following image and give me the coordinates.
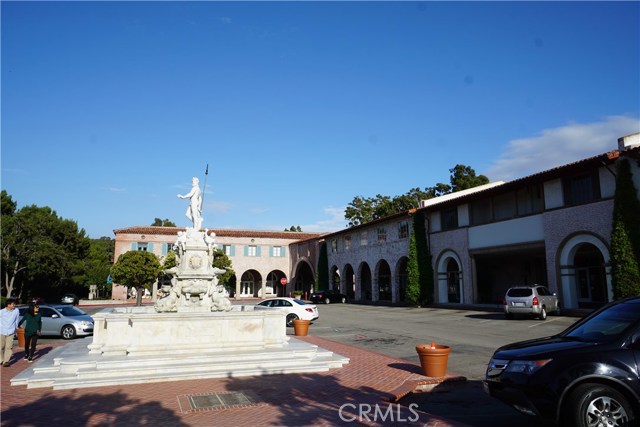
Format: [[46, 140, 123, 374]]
[[39, 307, 60, 336]]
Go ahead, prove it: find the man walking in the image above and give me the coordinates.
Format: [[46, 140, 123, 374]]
[[1, 298, 20, 367]]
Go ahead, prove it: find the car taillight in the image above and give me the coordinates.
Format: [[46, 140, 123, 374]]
[[305, 308, 313, 313], [532, 297, 539, 306]]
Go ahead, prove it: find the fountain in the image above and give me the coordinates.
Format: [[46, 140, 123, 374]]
[[11, 175, 349, 390]]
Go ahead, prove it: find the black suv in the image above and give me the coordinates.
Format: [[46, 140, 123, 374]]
[[309, 289, 347, 304], [485, 296, 640, 427]]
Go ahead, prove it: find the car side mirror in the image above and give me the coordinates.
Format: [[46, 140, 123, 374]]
[[51, 314, 59, 318]]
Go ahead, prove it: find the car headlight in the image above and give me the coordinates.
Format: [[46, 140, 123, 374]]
[[79, 321, 92, 327], [505, 359, 552, 375]]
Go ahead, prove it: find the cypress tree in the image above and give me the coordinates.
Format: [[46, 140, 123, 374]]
[[316, 243, 329, 291], [610, 159, 640, 298], [407, 211, 434, 305]]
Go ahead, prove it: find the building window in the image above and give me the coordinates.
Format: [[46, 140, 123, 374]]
[[247, 245, 257, 257], [440, 207, 458, 230], [361, 232, 368, 246], [563, 172, 601, 206], [516, 184, 544, 215], [398, 221, 409, 239], [223, 245, 232, 256], [470, 199, 492, 225], [493, 192, 516, 221], [331, 239, 337, 253], [344, 235, 352, 250], [137, 243, 148, 252], [377, 227, 387, 242], [272, 246, 282, 257]]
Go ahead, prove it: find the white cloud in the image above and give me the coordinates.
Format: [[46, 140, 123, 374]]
[[218, 17, 232, 25], [102, 187, 126, 193], [486, 115, 640, 181], [302, 207, 347, 232], [204, 200, 233, 213]]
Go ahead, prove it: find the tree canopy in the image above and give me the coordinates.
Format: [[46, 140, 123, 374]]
[[344, 164, 489, 227], [152, 218, 177, 227], [2, 191, 91, 300], [110, 250, 161, 306], [284, 225, 303, 232]]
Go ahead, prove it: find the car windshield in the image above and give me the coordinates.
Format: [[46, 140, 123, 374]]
[[56, 306, 87, 317], [563, 301, 640, 343], [507, 288, 533, 297]]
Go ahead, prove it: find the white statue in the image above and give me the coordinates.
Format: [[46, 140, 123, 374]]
[[178, 177, 203, 230]]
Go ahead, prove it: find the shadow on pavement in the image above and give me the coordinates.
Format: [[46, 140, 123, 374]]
[[1, 391, 189, 427], [400, 380, 539, 427]]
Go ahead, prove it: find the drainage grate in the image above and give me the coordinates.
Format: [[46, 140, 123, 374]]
[[178, 391, 265, 413]]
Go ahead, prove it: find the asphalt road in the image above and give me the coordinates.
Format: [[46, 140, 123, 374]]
[[305, 303, 580, 427]]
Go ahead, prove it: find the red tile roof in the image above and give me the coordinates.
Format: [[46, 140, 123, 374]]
[[113, 226, 326, 240]]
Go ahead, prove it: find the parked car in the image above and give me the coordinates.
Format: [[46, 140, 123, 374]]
[[256, 297, 319, 327], [18, 304, 94, 339], [310, 289, 347, 304], [485, 296, 640, 427], [503, 285, 560, 320], [61, 293, 79, 305]]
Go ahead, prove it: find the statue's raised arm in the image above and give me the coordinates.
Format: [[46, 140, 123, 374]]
[[178, 177, 203, 230]]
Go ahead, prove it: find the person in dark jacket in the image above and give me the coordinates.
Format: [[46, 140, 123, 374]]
[[18, 303, 42, 362]]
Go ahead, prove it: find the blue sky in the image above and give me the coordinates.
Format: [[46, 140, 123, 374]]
[[2, 1, 639, 238]]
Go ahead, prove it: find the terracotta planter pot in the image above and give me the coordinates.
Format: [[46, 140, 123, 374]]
[[292, 319, 310, 336], [16, 328, 25, 348], [416, 343, 451, 377]]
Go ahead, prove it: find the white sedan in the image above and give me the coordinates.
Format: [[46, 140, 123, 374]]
[[256, 297, 319, 326]]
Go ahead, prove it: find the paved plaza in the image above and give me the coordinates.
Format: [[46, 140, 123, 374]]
[[1, 335, 468, 427]]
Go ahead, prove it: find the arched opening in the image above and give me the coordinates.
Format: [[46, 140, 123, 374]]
[[344, 264, 355, 299], [266, 270, 286, 297], [240, 270, 262, 298], [330, 266, 340, 292], [396, 257, 408, 303], [294, 261, 314, 299], [574, 243, 607, 308], [376, 260, 392, 301], [359, 263, 372, 301], [446, 259, 462, 303]]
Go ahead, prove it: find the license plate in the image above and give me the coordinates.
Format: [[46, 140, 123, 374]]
[[513, 302, 525, 307]]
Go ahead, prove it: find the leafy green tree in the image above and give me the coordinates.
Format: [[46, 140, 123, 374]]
[[1, 190, 17, 216], [610, 159, 640, 298], [152, 218, 176, 227], [284, 226, 303, 232], [111, 250, 161, 306], [212, 249, 235, 291], [2, 197, 90, 300], [78, 237, 115, 298], [406, 211, 434, 305], [316, 243, 328, 291], [345, 165, 488, 227]]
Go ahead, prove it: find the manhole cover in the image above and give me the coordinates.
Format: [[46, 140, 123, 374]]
[[178, 391, 264, 413]]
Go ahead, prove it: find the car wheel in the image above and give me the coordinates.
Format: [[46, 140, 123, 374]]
[[341, 297, 346, 303], [61, 325, 77, 340], [538, 306, 547, 320], [565, 383, 635, 427], [324, 297, 331, 304], [286, 314, 298, 327]]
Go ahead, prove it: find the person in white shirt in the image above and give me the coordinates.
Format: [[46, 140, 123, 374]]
[[1, 298, 20, 367]]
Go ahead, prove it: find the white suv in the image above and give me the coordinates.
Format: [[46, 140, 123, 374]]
[[503, 285, 560, 320]]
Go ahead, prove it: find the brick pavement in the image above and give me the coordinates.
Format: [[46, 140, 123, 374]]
[[1, 336, 469, 427]]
